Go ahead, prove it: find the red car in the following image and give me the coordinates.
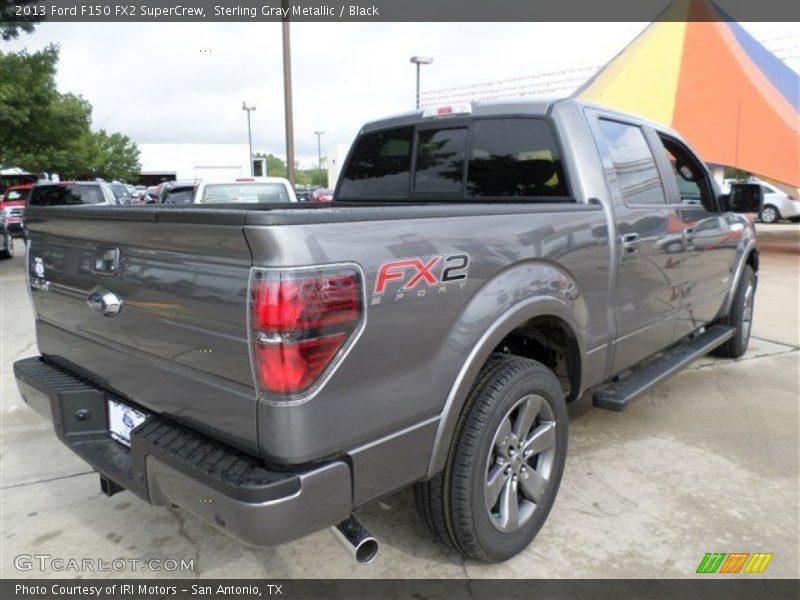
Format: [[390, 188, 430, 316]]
[[0, 184, 33, 231], [311, 188, 334, 202]]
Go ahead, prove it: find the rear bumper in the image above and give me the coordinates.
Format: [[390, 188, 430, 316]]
[[13, 356, 352, 546]]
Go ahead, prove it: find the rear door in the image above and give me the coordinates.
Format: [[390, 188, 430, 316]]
[[25, 205, 258, 453], [649, 134, 740, 339], [588, 112, 682, 374]]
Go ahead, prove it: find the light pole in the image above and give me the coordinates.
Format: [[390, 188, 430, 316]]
[[242, 101, 256, 176], [282, 1, 296, 186], [314, 131, 325, 174], [410, 56, 433, 110]]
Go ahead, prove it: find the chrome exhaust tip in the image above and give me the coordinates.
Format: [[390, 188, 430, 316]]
[[330, 514, 379, 564]]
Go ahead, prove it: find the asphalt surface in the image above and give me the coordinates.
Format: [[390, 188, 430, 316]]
[[1, 223, 798, 579]]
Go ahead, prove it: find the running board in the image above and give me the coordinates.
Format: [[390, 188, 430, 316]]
[[593, 325, 736, 412]]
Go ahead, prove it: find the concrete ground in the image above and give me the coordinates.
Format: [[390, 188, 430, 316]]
[[1, 224, 798, 579]]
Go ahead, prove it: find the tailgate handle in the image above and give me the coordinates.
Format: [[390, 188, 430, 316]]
[[93, 247, 120, 275]]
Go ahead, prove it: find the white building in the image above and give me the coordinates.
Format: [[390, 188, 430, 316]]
[[138, 143, 251, 184], [326, 144, 351, 190]]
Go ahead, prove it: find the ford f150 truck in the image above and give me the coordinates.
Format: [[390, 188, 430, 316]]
[[14, 98, 761, 564]]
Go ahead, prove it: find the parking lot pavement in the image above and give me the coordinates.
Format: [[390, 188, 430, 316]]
[[1, 225, 798, 579]]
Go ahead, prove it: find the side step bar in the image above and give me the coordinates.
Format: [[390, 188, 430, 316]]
[[593, 325, 736, 412]]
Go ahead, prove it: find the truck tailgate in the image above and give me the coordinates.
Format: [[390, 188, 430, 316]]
[[24, 209, 258, 453]]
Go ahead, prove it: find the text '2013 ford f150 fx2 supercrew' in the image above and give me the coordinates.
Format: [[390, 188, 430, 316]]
[[14, 98, 761, 563]]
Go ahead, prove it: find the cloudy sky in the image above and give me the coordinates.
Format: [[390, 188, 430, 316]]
[[6, 21, 798, 167]]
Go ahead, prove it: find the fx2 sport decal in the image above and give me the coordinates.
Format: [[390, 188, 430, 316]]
[[372, 254, 470, 304]]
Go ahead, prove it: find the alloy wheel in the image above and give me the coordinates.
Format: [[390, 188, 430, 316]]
[[485, 394, 557, 533]]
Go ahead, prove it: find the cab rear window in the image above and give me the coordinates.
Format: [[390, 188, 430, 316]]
[[337, 118, 569, 201], [337, 127, 413, 199]]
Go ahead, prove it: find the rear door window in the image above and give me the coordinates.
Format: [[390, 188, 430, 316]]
[[467, 119, 567, 197], [413, 127, 467, 193], [598, 119, 666, 206], [337, 127, 413, 199], [30, 184, 105, 206]]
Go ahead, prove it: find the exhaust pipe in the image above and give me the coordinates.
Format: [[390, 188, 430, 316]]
[[330, 515, 379, 564]]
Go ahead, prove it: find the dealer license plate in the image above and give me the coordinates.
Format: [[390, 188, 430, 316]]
[[108, 399, 148, 447]]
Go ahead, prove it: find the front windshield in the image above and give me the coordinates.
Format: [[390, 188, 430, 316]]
[[200, 183, 290, 203]]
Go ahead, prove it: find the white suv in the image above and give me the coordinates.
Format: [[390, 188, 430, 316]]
[[193, 177, 297, 205]]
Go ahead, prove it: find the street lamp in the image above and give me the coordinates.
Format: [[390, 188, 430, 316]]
[[242, 101, 256, 176], [314, 131, 325, 173], [410, 56, 433, 110]]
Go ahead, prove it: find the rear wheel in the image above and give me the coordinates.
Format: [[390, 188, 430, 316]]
[[415, 354, 568, 562], [759, 205, 780, 223], [714, 265, 755, 358]]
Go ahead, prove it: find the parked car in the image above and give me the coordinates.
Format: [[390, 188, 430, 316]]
[[29, 181, 119, 206], [109, 182, 134, 205], [311, 187, 334, 202], [130, 189, 149, 205], [1, 184, 33, 231], [294, 184, 314, 202], [145, 186, 160, 203], [0, 211, 13, 259], [0, 168, 36, 196], [158, 180, 198, 204], [194, 177, 297, 204], [15, 99, 760, 564], [756, 181, 800, 223]]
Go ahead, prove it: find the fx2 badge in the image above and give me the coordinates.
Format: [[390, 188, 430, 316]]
[[372, 254, 469, 304]]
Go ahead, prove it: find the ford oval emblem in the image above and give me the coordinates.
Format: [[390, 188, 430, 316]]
[[86, 288, 123, 316]]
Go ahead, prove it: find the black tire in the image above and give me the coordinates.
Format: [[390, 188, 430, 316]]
[[759, 205, 780, 223], [713, 265, 755, 358], [0, 233, 13, 259], [415, 354, 568, 562]]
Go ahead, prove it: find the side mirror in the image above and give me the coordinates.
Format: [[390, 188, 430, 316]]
[[724, 183, 763, 213]]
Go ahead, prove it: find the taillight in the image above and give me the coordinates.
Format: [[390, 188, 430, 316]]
[[249, 266, 364, 397]]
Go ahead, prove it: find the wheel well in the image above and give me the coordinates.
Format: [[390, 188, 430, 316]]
[[492, 315, 581, 402], [746, 249, 759, 272]]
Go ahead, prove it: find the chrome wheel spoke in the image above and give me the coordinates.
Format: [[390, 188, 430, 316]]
[[520, 467, 548, 504], [485, 464, 510, 511], [499, 477, 519, 530], [523, 421, 556, 457], [513, 395, 542, 440], [494, 416, 513, 458]]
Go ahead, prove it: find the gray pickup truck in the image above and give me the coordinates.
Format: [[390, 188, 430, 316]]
[[14, 98, 761, 564]]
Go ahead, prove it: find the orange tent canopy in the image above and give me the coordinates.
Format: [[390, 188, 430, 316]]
[[577, 0, 800, 187]]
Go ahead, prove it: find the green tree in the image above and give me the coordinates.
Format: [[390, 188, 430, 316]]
[[1, 0, 42, 41], [0, 44, 141, 179], [254, 153, 288, 177], [89, 130, 141, 181]]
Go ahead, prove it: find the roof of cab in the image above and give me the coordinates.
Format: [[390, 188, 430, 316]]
[[360, 97, 558, 133], [358, 97, 685, 142]]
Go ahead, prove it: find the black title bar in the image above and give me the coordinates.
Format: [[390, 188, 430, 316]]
[[3, 0, 800, 22]]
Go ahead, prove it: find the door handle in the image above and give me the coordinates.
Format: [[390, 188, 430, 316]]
[[620, 233, 640, 259]]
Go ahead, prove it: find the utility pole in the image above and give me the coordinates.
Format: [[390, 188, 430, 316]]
[[314, 131, 325, 173], [242, 101, 256, 176], [410, 56, 433, 110], [282, 2, 295, 186]]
